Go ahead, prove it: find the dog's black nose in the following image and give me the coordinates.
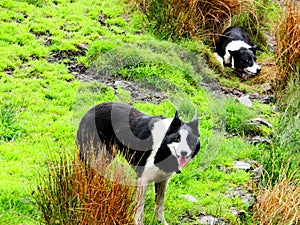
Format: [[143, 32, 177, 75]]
[[181, 151, 188, 157], [257, 68, 261, 74]]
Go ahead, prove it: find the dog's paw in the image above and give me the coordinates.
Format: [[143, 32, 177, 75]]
[[158, 219, 169, 225], [214, 52, 224, 66], [157, 215, 169, 225]]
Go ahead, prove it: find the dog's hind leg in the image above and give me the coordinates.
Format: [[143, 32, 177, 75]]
[[155, 179, 170, 225], [135, 178, 149, 225]]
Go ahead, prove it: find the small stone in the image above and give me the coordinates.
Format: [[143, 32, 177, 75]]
[[198, 215, 219, 225], [261, 95, 274, 104], [226, 187, 255, 208], [231, 207, 246, 216], [234, 161, 251, 171], [238, 95, 253, 107], [245, 136, 271, 145], [231, 209, 246, 220], [99, 14, 106, 25], [250, 92, 259, 98], [114, 80, 131, 89], [76, 43, 89, 52], [247, 118, 272, 128], [271, 105, 279, 112], [250, 165, 264, 181], [241, 193, 255, 207], [179, 194, 198, 203]]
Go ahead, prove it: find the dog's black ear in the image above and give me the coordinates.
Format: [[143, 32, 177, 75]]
[[228, 50, 239, 56], [250, 45, 260, 54], [187, 112, 199, 136], [251, 45, 257, 49], [166, 110, 182, 135]]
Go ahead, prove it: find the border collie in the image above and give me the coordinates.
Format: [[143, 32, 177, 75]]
[[214, 26, 261, 78], [76, 102, 200, 225]]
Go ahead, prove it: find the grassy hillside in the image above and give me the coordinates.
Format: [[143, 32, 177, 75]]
[[0, 0, 298, 224]]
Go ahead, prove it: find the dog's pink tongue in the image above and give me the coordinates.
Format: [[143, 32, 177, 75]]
[[178, 157, 188, 168]]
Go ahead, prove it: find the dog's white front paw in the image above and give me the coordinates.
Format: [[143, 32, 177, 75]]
[[214, 52, 224, 66], [157, 214, 169, 225], [158, 218, 169, 225], [162, 220, 169, 225]]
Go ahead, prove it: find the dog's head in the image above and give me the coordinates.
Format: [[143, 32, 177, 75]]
[[163, 111, 200, 170], [229, 46, 261, 76]]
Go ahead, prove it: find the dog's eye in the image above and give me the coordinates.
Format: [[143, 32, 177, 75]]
[[173, 134, 180, 142]]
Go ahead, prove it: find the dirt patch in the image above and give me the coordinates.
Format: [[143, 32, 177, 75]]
[[43, 43, 168, 104], [76, 69, 168, 104], [200, 78, 274, 104]]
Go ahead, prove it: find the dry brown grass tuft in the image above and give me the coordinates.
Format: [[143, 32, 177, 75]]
[[129, 0, 253, 42], [251, 62, 279, 93], [275, 0, 300, 90], [253, 177, 300, 225], [35, 150, 136, 225], [72, 157, 136, 224]]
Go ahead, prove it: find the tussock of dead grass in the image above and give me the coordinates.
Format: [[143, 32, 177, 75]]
[[275, 0, 300, 89], [35, 150, 136, 225], [72, 159, 136, 224], [253, 177, 300, 225], [252, 0, 300, 93], [130, 0, 252, 42], [251, 63, 279, 92]]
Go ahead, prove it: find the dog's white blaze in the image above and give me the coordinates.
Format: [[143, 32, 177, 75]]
[[140, 118, 173, 185], [167, 129, 192, 158], [224, 40, 252, 65], [245, 62, 261, 74]]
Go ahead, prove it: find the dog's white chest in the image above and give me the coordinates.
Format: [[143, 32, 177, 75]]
[[137, 118, 174, 185], [140, 165, 174, 185]]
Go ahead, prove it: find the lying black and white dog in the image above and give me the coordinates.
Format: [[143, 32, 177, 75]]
[[214, 26, 261, 78], [77, 102, 200, 225]]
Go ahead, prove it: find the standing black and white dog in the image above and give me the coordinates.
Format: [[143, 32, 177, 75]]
[[214, 26, 261, 77], [77, 102, 200, 225]]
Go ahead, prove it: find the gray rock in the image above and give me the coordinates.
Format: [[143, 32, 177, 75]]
[[241, 193, 255, 207], [233, 161, 251, 171], [250, 165, 264, 181], [114, 80, 131, 89], [245, 136, 271, 145], [226, 187, 255, 208], [247, 118, 272, 128], [238, 95, 253, 107], [198, 215, 225, 225], [230, 207, 246, 219], [179, 194, 198, 203]]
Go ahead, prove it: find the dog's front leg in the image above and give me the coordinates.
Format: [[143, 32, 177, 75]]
[[135, 178, 148, 225], [155, 179, 169, 225], [214, 52, 224, 67]]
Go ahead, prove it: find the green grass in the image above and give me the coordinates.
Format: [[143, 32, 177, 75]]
[[0, 0, 290, 224]]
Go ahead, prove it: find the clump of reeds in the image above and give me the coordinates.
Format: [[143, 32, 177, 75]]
[[34, 149, 136, 224], [275, 0, 300, 89], [253, 176, 300, 225], [129, 0, 252, 42]]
